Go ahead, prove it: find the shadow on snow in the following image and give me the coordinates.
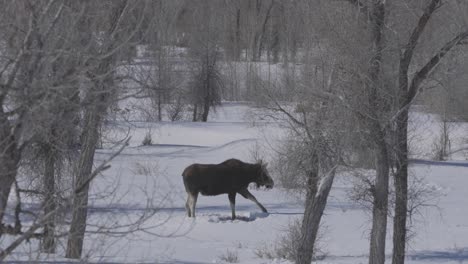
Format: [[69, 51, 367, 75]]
[[410, 248, 468, 262]]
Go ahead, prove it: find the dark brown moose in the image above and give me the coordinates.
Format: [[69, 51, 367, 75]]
[[182, 158, 274, 220]]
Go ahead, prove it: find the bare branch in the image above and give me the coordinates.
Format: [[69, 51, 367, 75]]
[[0, 138, 130, 260], [343, 0, 369, 16], [75, 138, 130, 194], [0, 11, 35, 90], [407, 30, 468, 102], [400, 0, 441, 75], [42, 1, 65, 39], [0, 210, 55, 260]]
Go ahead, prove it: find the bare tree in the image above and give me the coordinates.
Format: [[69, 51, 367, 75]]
[[301, 1, 392, 262], [187, 1, 224, 122], [66, 1, 148, 258], [247, 0, 275, 61], [392, 1, 468, 262], [311, 1, 468, 263], [263, 92, 346, 264], [0, 1, 74, 236], [256, 22, 351, 263], [26, 4, 83, 252], [0, 1, 32, 233], [224, 0, 243, 61], [0, 137, 128, 261], [140, 1, 183, 121], [360, 3, 392, 264]]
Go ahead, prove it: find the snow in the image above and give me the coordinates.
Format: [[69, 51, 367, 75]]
[[409, 110, 468, 161], [2, 103, 468, 264]]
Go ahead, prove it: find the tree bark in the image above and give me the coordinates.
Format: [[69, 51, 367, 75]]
[[296, 154, 336, 264], [235, 8, 241, 60], [392, 2, 467, 263], [157, 93, 162, 122], [66, 102, 103, 259], [367, 2, 389, 264], [192, 104, 199, 122], [66, 2, 129, 257], [0, 166, 17, 234], [392, 29, 468, 264], [296, 154, 319, 264], [392, 109, 408, 264], [201, 100, 210, 122], [369, 134, 390, 264], [251, 0, 274, 61], [201, 79, 211, 123], [41, 144, 56, 253], [0, 110, 19, 233], [66, 48, 117, 259]]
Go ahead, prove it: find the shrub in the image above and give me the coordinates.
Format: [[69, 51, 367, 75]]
[[255, 219, 327, 261], [218, 249, 239, 263], [142, 131, 152, 146]]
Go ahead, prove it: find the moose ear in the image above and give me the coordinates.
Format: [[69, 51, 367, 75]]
[[257, 160, 268, 168]]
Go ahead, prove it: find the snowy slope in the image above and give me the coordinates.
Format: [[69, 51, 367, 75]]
[[2, 103, 468, 264]]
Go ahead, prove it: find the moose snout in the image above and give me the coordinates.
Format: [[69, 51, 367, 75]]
[[265, 181, 274, 189]]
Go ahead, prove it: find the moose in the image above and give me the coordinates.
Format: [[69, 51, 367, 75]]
[[182, 158, 274, 220]]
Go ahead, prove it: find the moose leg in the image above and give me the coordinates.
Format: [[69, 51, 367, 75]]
[[238, 189, 268, 213], [228, 192, 237, 220], [189, 192, 199, 217], [185, 193, 191, 217]]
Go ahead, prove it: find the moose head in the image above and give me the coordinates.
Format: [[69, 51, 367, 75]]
[[255, 160, 274, 189]]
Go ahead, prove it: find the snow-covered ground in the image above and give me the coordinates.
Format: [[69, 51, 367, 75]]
[[2, 103, 468, 264]]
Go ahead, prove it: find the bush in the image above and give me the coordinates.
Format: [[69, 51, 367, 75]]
[[166, 96, 186, 121], [218, 249, 239, 263], [431, 120, 452, 161], [255, 219, 327, 262], [142, 131, 152, 146]]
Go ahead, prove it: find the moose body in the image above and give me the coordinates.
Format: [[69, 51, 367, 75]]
[[182, 158, 274, 219]]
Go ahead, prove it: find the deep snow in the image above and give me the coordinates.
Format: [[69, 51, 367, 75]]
[[1, 103, 468, 264]]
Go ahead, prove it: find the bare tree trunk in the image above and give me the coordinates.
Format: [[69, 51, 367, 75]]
[[0, 166, 17, 233], [201, 77, 211, 122], [201, 99, 210, 122], [251, 0, 274, 61], [66, 1, 131, 257], [271, 22, 280, 64], [66, 104, 103, 259], [296, 154, 318, 264], [157, 50, 163, 122], [235, 8, 241, 60], [369, 135, 390, 264], [192, 104, 199, 122], [393, 2, 443, 262], [367, 2, 389, 264], [227, 4, 242, 61], [41, 144, 56, 253], [393, 111, 408, 264], [392, 28, 468, 264], [0, 111, 19, 232], [296, 154, 336, 264], [157, 93, 163, 121]]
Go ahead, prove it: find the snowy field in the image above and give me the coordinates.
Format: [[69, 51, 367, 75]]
[[2, 103, 468, 264]]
